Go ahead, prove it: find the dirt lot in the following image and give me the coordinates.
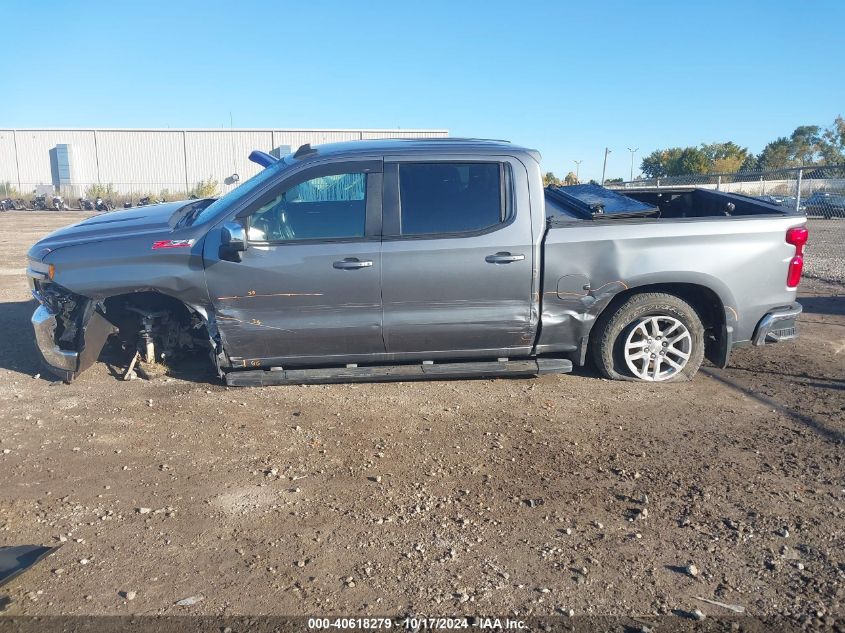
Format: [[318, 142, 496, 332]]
[[0, 212, 843, 626]]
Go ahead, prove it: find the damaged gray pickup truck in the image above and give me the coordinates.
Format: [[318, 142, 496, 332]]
[[27, 138, 807, 386]]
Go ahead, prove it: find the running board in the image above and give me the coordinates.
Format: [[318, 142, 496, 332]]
[[225, 358, 572, 387]]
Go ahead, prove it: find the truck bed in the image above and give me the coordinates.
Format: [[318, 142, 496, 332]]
[[545, 184, 801, 222], [537, 185, 806, 364]]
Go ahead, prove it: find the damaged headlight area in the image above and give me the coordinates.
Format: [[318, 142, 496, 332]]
[[35, 282, 85, 345], [31, 282, 118, 382]]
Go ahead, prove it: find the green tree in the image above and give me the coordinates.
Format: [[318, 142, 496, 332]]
[[701, 142, 749, 173], [820, 115, 845, 164], [85, 183, 118, 199], [1, 182, 25, 198], [640, 147, 710, 178], [564, 171, 578, 185], [543, 172, 560, 186], [757, 137, 796, 170], [789, 125, 823, 165], [639, 151, 665, 178], [189, 178, 220, 198], [740, 153, 759, 171], [641, 116, 845, 179], [828, 115, 845, 147], [756, 120, 844, 168]]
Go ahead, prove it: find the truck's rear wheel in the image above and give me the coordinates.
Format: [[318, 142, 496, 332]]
[[591, 292, 705, 382]]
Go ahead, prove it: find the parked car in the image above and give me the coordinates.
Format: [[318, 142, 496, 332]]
[[802, 191, 845, 219], [756, 194, 802, 209], [27, 139, 806, 386]]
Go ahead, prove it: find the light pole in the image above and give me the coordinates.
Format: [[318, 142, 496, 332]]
[[627, 147, 639, 182], [601, 147, 611, 184], [573, 160, 582, 183]]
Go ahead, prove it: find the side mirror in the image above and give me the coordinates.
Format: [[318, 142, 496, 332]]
[[220, 221, 247, 262]]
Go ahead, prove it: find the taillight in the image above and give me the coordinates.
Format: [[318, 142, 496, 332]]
[[785, 226, 808, 288], [786, 256, 803, 288], [786, 227, 808, 250]]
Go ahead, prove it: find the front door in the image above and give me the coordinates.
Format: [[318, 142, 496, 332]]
[[380, 158, 536, 358], [203, 160, 385, 367]]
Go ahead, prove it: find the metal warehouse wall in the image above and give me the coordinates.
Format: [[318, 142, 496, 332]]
[[0, 128, 448, 195]]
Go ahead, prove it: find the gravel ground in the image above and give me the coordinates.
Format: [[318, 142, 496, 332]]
[[0, 211, 842, 628], [804, 218, 845, 284]]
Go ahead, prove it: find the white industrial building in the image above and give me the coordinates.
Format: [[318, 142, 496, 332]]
[[0, 128, 448, 198]]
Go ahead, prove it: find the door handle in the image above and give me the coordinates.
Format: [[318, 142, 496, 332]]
[[333, 258, 374, 270], [485, 252, 525, 264]]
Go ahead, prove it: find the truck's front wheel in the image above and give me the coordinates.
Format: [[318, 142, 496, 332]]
[[591, 292, 705, 382]]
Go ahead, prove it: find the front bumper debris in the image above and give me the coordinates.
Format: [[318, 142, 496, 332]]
[[31, 305, 78, 380], [752, 302, 802, 346], [30, 287, 118, 382]]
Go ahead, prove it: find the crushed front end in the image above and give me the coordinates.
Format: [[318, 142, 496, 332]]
[[27, 261, 117, 382]]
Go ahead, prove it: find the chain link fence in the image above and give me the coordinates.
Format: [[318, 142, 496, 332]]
[[608, 165, 845, 285]]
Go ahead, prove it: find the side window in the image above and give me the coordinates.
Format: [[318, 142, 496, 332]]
[[249, 172, 367, 242], [399, 162, 505, 235]]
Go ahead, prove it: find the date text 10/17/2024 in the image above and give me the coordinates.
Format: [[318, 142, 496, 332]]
[[307, 617, 528, 630]]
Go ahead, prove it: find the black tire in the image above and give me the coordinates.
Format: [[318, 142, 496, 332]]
[[590, 292, 705, 382]]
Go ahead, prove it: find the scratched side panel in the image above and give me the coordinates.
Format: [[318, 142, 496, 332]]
[[203, 236, 385, 363], [537, 215, 805, 355]]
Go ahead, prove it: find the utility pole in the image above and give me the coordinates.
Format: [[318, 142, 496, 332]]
[[601, 147, 611, 184], [627, 147, 638, 182], [573, 160, 582, 183]]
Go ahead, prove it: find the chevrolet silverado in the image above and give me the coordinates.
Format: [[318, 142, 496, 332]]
[[26, 138, 806, 386]]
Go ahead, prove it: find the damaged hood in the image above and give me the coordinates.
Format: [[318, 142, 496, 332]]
[[28, 201, 194, 260]]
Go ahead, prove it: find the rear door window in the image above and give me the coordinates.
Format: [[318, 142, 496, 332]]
[[398, 162, 505, 235]]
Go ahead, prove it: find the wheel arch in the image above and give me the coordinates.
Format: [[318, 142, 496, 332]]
[[100, 290, 222, 373], [101, 289, 210, 324], [588, 280, 733, 367]]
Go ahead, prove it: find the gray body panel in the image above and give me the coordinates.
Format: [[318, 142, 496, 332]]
[[31, 203, 181, 251], [25, 138, 805, 378], [201, 157, 386, 366], [203, 240, 385, 364], [536, 215, 803, 355], [380, 154, 537, 360]]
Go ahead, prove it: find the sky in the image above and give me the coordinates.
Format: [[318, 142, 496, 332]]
[[1, 0, 843, 182]]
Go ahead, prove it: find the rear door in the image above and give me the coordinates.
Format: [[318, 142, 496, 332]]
[[381, 156, 536, 358], [203, 159, 385, 366]]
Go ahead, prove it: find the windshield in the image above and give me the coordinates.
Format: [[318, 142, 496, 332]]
[[185, 156, 294, 227]]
